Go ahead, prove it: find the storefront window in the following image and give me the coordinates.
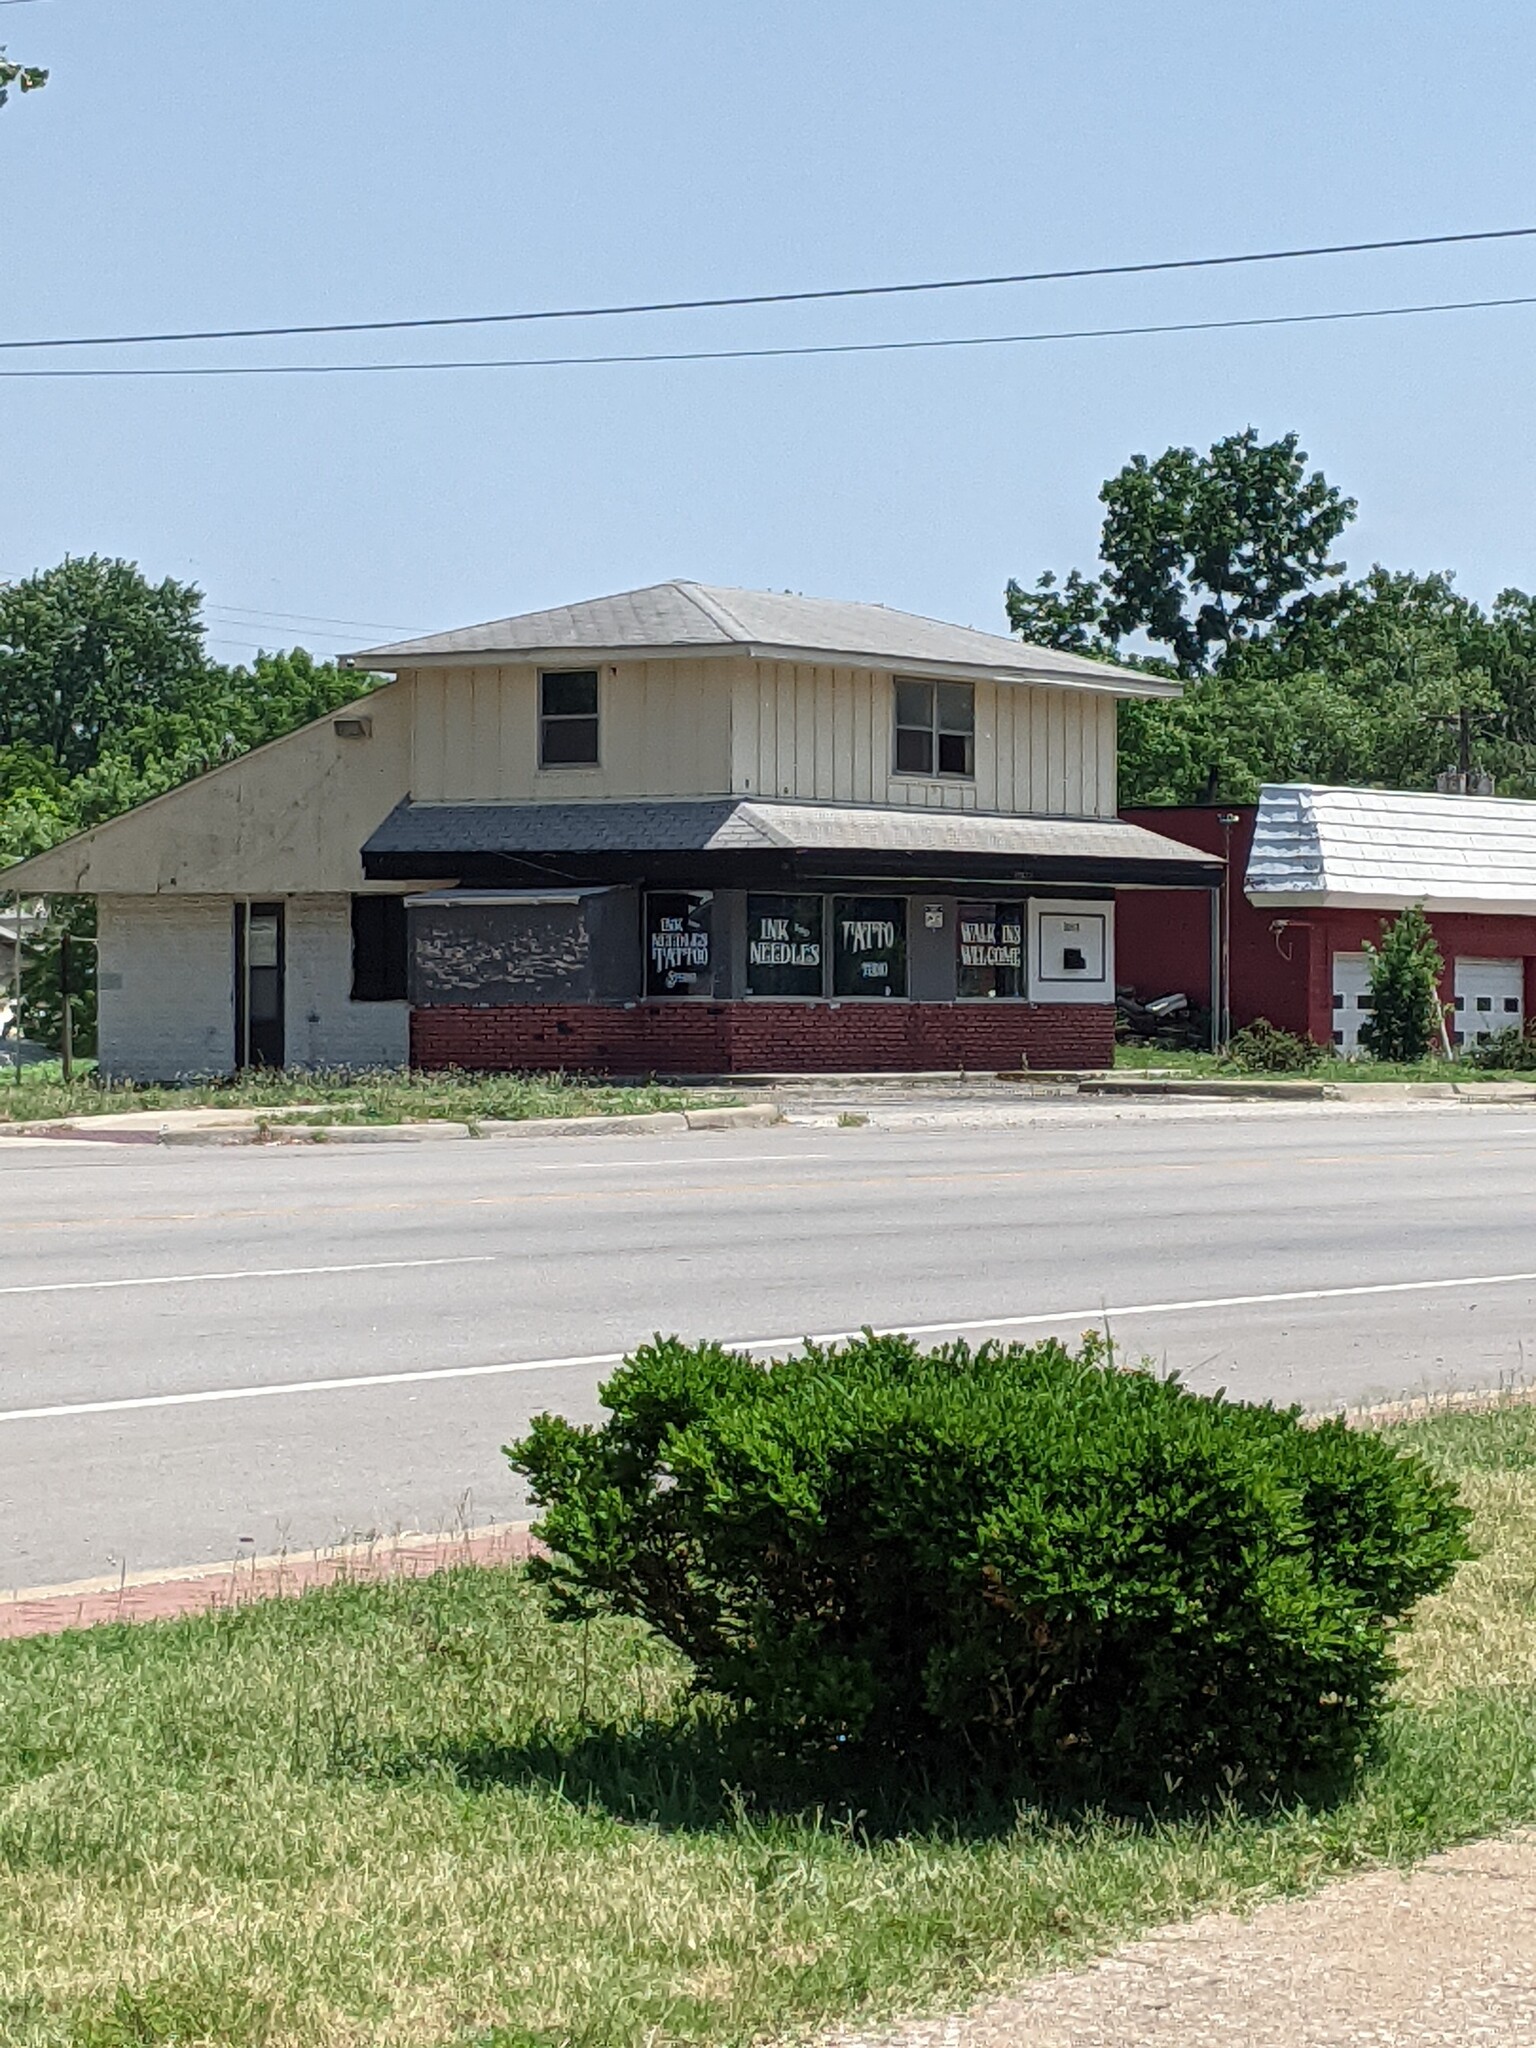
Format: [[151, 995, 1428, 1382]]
[[956, 900, 1024, 998], [832, 896, 907, 997], [746, 894, 824, 997], [645, 892, 713, 997]]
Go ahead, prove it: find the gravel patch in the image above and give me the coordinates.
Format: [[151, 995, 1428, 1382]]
[[826, 1836, 1536, 2047]]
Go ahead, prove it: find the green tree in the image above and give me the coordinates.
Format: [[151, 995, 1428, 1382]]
[[0, 557, 210, 777], [1009, 430, 1356, 676], [1360, 905, 1445, 1064], [0, 48, 47, 110]]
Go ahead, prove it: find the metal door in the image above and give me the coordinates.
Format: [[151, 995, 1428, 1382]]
[[234, 901, 285, 1068], [1452, 957, 1523, 1051], [1330, 951, 1374, 1056]]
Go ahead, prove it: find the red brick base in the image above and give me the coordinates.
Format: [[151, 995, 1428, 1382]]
[[411, 1001, 1115, 1075]]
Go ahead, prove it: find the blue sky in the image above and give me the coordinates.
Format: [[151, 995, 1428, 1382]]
[[2, 1, 1535, 665]]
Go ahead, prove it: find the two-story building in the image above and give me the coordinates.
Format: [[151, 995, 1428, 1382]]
[[2, 581, 1222, 1077]]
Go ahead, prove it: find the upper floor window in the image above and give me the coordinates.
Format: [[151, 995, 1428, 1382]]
[[539, 669, 600, 767], [893, 677, 974, 779]]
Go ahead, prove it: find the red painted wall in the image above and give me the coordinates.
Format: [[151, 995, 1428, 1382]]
[[412, 1000, 1116, 1075], [1118, 805, 1536, 1046]]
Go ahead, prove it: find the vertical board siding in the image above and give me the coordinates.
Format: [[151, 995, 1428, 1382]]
[[407, 656, 1121, 816], [410, 659, 731, 800]]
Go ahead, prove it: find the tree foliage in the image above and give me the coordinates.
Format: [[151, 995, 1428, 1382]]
[[1360, 905, 1445, 1065], [1011, 433, 1536, 803], [0, 48, 48, 110]]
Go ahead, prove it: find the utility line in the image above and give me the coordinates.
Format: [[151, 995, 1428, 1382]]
[[3, 289, 1534, 379], [2, 225, 1535, 353]]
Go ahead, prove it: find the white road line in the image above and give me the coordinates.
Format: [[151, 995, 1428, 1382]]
[[2, 1266, 1535, 1425], [0, 1255, 495, 1299]]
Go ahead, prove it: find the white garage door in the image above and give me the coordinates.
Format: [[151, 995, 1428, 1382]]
[[1330, 952, 1374, 1056], [1453, 957, 1524, 1051]]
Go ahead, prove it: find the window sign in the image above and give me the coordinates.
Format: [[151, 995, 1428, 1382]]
[[832, 896, 907, 997], [956, 901, 1024, 999], [746, 894, 824, 997], [645, 892, 712, 997]]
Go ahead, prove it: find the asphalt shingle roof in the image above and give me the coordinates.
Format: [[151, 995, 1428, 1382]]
[[351, 581, 1172, 697], [365, 797, 1219, 871]]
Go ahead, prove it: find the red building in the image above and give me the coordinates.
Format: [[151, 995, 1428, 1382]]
[[1118, 785, 1536, 1052]]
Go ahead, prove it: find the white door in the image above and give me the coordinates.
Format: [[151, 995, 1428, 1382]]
[[1330, 952, 1374, 1057], [1452, 957, 1524, 1052]]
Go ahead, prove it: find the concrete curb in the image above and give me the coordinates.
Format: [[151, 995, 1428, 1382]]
[[0, 1521, 537, 1640], [6, 1102, 783, 1147]]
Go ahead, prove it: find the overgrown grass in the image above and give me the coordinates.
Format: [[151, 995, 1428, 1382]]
[[1113, 1043, 1527, 1083], [2, 1406, 1535, 2048], [0, 1066, 736, 1126]]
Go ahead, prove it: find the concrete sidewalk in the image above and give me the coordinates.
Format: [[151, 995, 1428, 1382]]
[[0, 1522, 534, 1639], [832, 1837, 1536, 2047]]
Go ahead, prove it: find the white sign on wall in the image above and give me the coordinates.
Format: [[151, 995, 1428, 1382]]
[[1028, 900, 1115, 1004]]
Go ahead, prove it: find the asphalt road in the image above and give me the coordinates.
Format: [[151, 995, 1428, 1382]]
[[4, 1102, 1536, 1590]]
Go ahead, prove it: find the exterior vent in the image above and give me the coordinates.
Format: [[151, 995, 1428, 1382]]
[[334, 716, 373, 739]]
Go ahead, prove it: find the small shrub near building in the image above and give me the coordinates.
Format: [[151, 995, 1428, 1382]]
[[1225, 1018, 1324, 1074], [1468, 1020, 1536, 1071], [509, 1332, 1469, 1801], [1361, 905, 1445, 1064]]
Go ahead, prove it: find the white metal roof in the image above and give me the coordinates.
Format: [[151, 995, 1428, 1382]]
[[350, 580, 1176, 699], [1246, 783, 1536, 914]]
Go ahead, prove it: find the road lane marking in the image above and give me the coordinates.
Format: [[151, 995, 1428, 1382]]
[[0, 1255, 494, 1299], [2, 1266, 1534, 1425], [17, 1147, 1536, 1233]]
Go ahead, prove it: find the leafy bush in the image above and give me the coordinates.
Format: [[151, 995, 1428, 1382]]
[[1225, 1018, 1324, 1073], [509, 1333, 1469, 1799], [1361, 905, 1444, 1063], [1467, 1021, 1536, 1071]]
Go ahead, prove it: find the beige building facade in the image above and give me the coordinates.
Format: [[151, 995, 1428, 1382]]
[[5, 581, 1218, 1079]]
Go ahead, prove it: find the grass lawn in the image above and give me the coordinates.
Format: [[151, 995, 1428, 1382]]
[[1112, 1043, 1532, 1083], [4, 1405, 1536, 2048], [0, 1067, 736, 1126]]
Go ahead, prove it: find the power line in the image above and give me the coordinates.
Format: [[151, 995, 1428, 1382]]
[[3, 225, 1535, 353], [204, 604, 426, 635], [3, 289, 1534, 379]]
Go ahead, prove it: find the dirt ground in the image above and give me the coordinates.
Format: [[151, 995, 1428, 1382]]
[[828, 1836, 1536, 2047]]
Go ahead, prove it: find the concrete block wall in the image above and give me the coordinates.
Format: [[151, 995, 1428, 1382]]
[[97, 895, 234, 1080], [96, 893, 409, 1080], [412, 1000, 1116, 1075], [284, 895, 409, 1071]]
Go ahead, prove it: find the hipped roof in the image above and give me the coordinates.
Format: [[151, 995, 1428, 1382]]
[[351, 581, 1175, 698]]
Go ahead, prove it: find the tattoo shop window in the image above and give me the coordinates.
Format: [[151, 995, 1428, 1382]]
[[893, 677, 974, 779], [539, 668, 600, 767], [350, 895, 408, 1002], [745, 894, 824, 997], [832, 896, 907, 998], [956, 901, 1024, 999]]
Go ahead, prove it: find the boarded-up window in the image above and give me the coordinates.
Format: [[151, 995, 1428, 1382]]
[[351, 896, 408, 1002]]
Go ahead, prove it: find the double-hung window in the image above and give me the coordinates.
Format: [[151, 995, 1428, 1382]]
[[893, 677, 974, 779], [539, 669, 600, 767]]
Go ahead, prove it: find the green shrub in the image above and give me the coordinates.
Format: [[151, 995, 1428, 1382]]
[[508, 1333, 1469, 1799], [1225, 1018, 1324, 1074], [1468, 1020, 1536, 1071], [1361, 905, 1444, 1064]]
